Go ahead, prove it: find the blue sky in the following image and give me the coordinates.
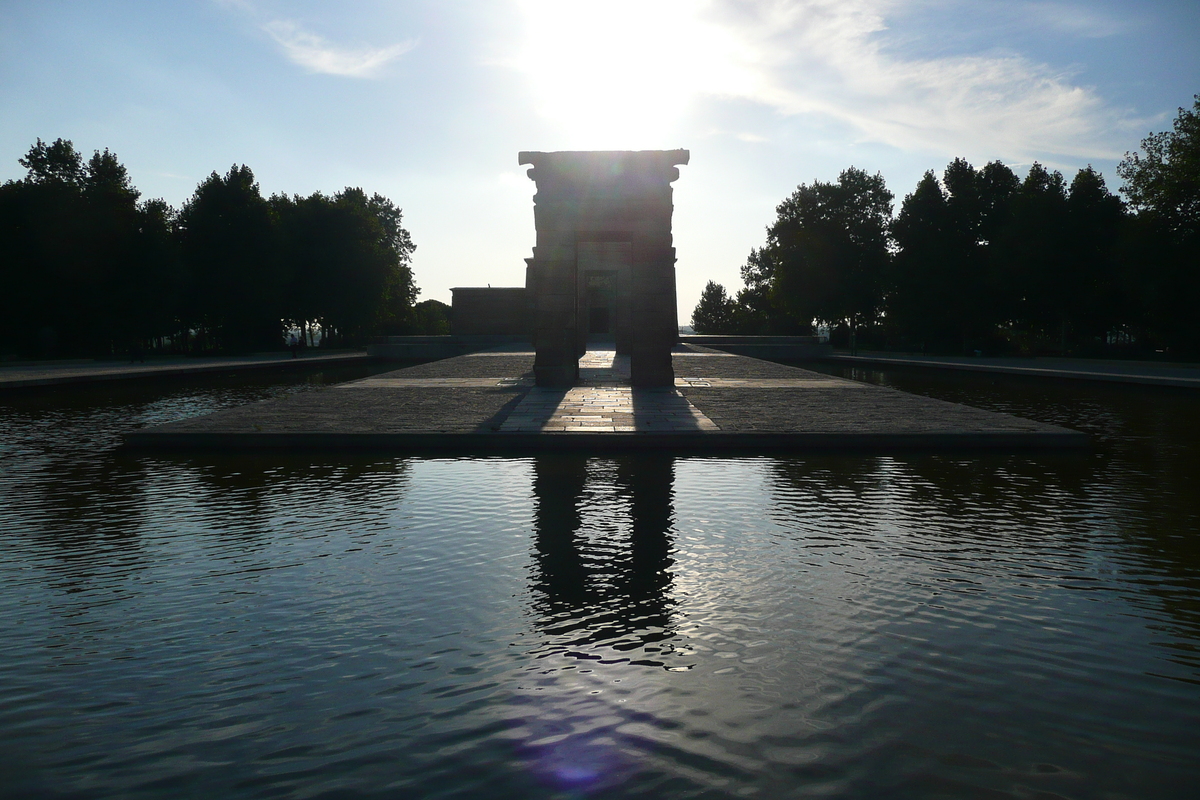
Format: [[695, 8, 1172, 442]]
[[2, 0, 1196, 321]]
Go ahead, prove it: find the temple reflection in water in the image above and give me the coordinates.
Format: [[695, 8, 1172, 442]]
[[528, 455, 681, 667]]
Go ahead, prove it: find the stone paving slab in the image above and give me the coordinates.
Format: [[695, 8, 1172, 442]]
[[134, 386, 526, 434], [0, 351, 371, 389], [378, 354, 534, 379], [680, 387, 1047, 433], [826, 352, 1200, 389], [123, 345, 1087, 452], [674, 378, 868, 388], [499, 386, 719, 432], [346, 377, 536, 388]]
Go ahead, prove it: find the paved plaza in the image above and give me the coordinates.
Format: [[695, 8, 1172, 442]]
[[0, 351, 369, 389], [122, 344, 1087, 452], [498, 352, 718, 432]]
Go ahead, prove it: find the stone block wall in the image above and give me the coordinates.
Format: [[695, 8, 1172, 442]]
[[519, 150, 688, 387], [450, 287, 531, 337]]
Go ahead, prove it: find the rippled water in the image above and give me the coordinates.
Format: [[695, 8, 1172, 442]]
[[1, 364, 1198, 799]]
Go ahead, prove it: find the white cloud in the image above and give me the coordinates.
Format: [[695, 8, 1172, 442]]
[[509, 0, 1143, 163], [1020, 2, 1128, 39], [262, 19, 415, 78], [699, 0, 1141, 162]]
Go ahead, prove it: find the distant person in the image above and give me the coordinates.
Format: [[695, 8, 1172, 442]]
[[130, 342, 145, 363], [289, 335, 300, 359]]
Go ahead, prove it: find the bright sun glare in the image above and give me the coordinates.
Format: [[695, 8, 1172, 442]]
[[515, 0, 746, 147]]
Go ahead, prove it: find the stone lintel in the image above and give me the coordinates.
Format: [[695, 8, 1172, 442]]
[[519, 150, 689, 195]]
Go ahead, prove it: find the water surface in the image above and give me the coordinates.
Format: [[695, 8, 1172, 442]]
[[1, 364, 1197, 798]]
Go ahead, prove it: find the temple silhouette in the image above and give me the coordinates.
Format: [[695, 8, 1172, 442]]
[[451, 150, 689, 387]]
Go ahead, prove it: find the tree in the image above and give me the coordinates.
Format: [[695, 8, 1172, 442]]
[[888, 170, 954, 347], [1063, 166, 1127, 349], [992, 163, 1071, 344], [18, 138, 84, 186], [764, 167, 893, 335], [1118, 95, 1200, 239], [178, 165, 279, 351], [355, 189, 417, 333], [691, 280, 736, 333], [1, 139, 90, 355], [887, 160, 1029, 354], [1, 139, 421, 357], [409, 299, 451, 335], [726, 247, 804, 334], [80, 148, 145, 350], [1117, 96, 1200, 354], [128, 198, 183, 347], [274, 187, 416, 346]]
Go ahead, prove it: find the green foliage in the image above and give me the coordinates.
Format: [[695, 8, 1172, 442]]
[[1118, 95, 1200, 239], [1117, 97, 1200, 354], [272, 188, 417, 346], [888, 170, 957, 345], [691, 280, 736, 333], [179, 165, 280, 351], [0, 139, 418, 358], [409, 299, 451, 335], [732, 248, 803, 333], [18, 138, 84, 186], [762, 167, 892, 329], [1064, 167, 1127, 344], [699, 145, 1176, 356]]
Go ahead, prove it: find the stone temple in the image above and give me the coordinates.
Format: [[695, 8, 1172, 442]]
[[452, 149, 689, 387]]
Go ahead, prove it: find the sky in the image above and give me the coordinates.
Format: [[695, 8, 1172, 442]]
[[1, 0, 1197, 323]]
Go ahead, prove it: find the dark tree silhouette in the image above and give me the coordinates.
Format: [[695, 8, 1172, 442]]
[[128, 198, 183, 348], [273, 188, 416, 345], [691, 280, 736, 333], [1118, 96, 1200, 355], [764, 167, 892, 337], [80, 148, 144, 351], [692, 93, 1200, 359], [992, 163, 1072, 345], [2, 139, 90, 355], [889, 159, 1131, 355], [888, 159, 1029, 354], [178, 165, 281, 352], [330, 188, 417, 341], [18, 137, 85, 185], [1064, 167, 1127, 350], [1118, 95, 1200, 239], [409, 299, 451, 335], [729, 247, 805, 334], [1, 139, 419, 359], [888, 170, 954, 348]]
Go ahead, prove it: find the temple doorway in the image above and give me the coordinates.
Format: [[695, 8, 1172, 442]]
[[585, 270, 617, 343]]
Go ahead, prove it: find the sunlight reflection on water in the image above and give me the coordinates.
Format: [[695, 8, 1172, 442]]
[[0, 366, 1198, 798]]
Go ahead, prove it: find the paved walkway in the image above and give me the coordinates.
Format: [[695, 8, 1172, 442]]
[[124, 345, 1086, 452], [498, 351, 718, 432], [0, 351, 371, 389], [827, 352, 1200, 388]]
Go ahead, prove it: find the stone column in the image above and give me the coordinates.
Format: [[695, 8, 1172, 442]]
[[520, 150, 688, 387]]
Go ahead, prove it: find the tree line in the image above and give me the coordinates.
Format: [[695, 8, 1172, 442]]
[[693, 96, 1200, 358], [0, 138, 433, 359]]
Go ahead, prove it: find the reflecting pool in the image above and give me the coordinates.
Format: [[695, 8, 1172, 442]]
[[1, 364, 1197, 798]]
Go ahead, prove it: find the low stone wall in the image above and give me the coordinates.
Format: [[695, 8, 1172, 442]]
[[367, 335, 529, 361], [679, 335, 832, 361]]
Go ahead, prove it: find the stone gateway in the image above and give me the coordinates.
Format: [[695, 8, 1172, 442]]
[[519, 149, 690, 387]]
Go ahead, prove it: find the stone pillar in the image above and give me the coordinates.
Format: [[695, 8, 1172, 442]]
[[520, 150, 688, 387]]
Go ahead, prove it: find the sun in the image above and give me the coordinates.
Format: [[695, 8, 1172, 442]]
[[513, 0, 741, 148]]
